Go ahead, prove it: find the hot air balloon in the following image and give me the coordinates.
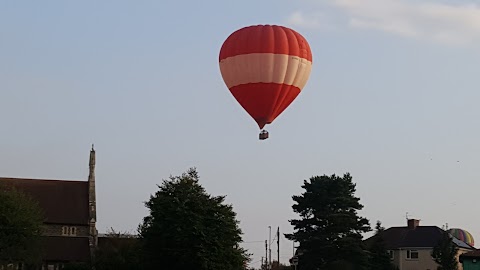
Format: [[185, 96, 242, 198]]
[[448, 228, 475, 246], [219, 25, 313, 140]]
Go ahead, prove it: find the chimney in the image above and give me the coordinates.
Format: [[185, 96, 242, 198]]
[[407, 219, 420, 230]]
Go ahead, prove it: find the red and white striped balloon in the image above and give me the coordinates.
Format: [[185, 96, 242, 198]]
[[219, 25, 313, 129]]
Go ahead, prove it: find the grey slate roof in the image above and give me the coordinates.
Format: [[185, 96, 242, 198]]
[[366, 226, 474, 250], [452, 235, 474, 249]]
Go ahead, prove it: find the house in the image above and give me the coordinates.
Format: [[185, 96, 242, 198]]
[[0, 147, 98, 270], [460, 250, 480, 270], [365, 219, 474, 270]]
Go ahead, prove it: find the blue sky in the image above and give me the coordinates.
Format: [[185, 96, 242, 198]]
[[2, 0, 480, 267]]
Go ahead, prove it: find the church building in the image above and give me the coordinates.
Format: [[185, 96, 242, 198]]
[[0, 147, 98, 269]]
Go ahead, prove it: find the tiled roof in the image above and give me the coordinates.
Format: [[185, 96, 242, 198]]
[[0, 177, 89, 225], [366, 226, 474, 249], [460, 249, 480, 258], [42, 236, 90, 262]]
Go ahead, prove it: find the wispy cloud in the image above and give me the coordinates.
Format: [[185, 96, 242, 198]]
[[287, 0, 480, 45], [288, 11, 322, 29], [287, 11, 336, 30]]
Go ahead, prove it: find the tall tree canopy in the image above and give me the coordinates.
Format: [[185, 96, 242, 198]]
[[368, 221, 396, 270], [285, 173, 371, 270], [0, 185, 44, 267], [138, 168, 249, 270], [432, 230, 459, 270]]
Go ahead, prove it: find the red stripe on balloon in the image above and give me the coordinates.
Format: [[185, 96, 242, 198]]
[[229, 83, 301, 129], [219, 25, 312, 62]]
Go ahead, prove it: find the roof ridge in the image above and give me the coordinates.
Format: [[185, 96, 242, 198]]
[[386, 225, 440, 229], [0, 177, 86, 183]]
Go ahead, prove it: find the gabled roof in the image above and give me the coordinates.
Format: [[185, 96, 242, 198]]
[[0, 177, 89, 225], [366, 226, 474, 250]]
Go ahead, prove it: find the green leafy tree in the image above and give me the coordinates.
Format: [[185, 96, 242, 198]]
[[93, 228, 143, 270], [368, 221, 396, 270], [139, 168, 250, 270], [432, 230, 458, 270], [0, 185, 44, 268], [285, 173, 371, 270]]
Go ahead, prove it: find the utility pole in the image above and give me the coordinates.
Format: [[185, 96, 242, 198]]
[[268, 226, 272, 270], [265, 240, 268, 270], [277, 226, 280, 267]]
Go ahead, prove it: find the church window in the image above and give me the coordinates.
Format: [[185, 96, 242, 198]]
[[62, 226, 78, 236]]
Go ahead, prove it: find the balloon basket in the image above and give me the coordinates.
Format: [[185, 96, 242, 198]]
[[259, 130, 269, 140]]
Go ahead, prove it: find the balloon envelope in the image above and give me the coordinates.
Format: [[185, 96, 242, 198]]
[[219, 25, 312, 129], [449, 228, 474, 246]]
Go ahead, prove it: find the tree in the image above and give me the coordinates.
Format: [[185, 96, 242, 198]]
[[367, 221, 396, 270], [93, 228, 143, 270], [0, 185, 44, 268], [138, 168, 250, 270], [285, 173, 371, 270], [432, 230, 458, 270]]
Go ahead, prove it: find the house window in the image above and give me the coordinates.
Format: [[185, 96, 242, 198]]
[[387, 250, 394, 260], [406, 249, 419, 259]]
